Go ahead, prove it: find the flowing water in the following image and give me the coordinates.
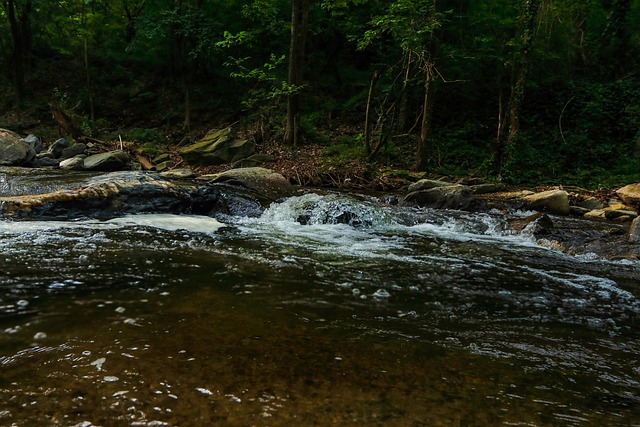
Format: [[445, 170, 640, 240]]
[[1, 191, 639, 426]]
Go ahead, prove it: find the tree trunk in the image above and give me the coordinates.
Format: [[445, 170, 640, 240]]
[[285, 0, 310, 148], [122, 0, 146, 44], [600, 0, 632, 76], [415, 59, 435, 171], [492, 0, 541, 179], [413, 0, 438, 171], [364, 69, 381, 156], [84, 37, 95, 124], [4, 0, 32, 100], [397, 50, 413, 133]]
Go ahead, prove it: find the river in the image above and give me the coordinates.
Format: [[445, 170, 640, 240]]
[[1, 189, 639, 426]]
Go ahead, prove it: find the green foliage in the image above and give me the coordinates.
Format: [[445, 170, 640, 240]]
[[359, 0, 442, 53], [0, 0, 637, 190], [322, 136, 366, 166], [123, 128, 167, 145]]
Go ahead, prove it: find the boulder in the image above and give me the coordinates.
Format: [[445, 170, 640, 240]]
[[231, 153, 276, 168], [616, 183, 640, 209], [577, 196, 604, 210], [59, 155, 86, 170], [468, 183, 507, 195], [407, 179, 456, 193], [44, 138, 70, 159], [179, 128, 256, 166], [404, 184, 474, 210], [199, 167, 295, 204], [33, 157, 60, 167], [509, 212, 554, 233], [152, 153, 173, 164], [0, 170, 268, 219], [569, 206, 591, 216], [22, 134, 44, 153], [523, 190, 570, 215], [604, 209, 637, 221], [527, 214, 637, 259], [629, 217, 640, 243], [155, 160, 174, 172], [0, 171, 191, 218], [0, 129, 36, 166], [83, 150, 131, 171], [584, 209, 606, 220], [61, 143, 87, 160], [160, 168, 197, 179]]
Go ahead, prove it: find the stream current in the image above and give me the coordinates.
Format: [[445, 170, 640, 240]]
[[1, 192, 639, 426]]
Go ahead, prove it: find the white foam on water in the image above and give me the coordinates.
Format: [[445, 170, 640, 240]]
[[0, 214, 225, 244], [106, 214, 225, 234]]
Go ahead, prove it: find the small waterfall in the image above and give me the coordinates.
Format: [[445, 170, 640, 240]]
[[260, 193, 395, 228]]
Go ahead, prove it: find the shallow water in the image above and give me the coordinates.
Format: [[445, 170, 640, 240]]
[[1, 193, 639, 426]]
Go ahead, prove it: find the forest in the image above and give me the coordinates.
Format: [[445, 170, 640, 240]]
[[1, 0, 639, 189]]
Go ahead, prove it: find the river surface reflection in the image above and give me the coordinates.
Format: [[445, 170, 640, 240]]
[[1, 193, 639, 426]]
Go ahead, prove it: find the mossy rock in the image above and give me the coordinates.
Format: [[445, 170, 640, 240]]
[[179, 128, 256, 166]]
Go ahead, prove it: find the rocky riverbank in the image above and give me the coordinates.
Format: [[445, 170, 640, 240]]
[[2, 126, 639, 260], [1, 165, 638, 261]]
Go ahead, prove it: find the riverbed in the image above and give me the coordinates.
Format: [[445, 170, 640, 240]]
[[1, 191, 639, 426]]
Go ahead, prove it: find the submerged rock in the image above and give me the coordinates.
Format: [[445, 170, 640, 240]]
[[528, 215, 639, 259]]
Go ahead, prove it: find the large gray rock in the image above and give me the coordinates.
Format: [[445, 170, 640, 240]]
[[199, 167, 295, 204], [59, 155, 85, 170], [179, 128, 256, 166], [404, 184, 474, 210], [22, 134, 44, 153], [0, 129, 36, 166], [523, 190, 570, 215], [32, 157, 60, 167], [44, 138, 70, 159], [83, 150, 131, 171], [61, 143, 87, 160], [577, 196, 604, 210], [468, 183, 507, 195], [629, 217, 640, 243], [407, 179, 456, 193], [0, 171, 191, 218], [616, 183, 640, 209], [231, 153, 276, 168], [0, 169, 281, 219], [526, 214, 639, 259]]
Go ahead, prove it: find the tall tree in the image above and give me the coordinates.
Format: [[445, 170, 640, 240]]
[[2, 0, 32, 99], [600, 0, 633, 77], [358, 0, 441, 169], [285, 0, 310, 147], [492, 0, 542, 179]]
